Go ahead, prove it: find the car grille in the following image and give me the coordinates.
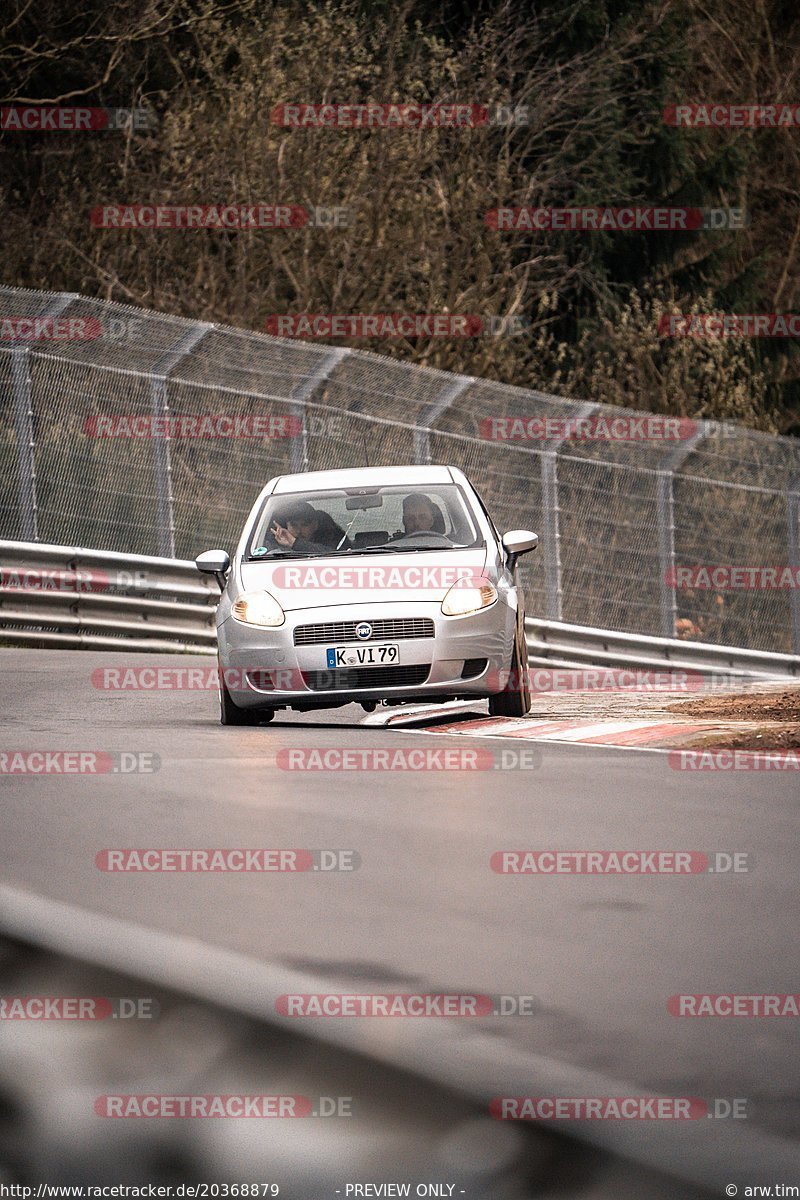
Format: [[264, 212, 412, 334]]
[[294, 618, 435, 646], [301, 665, 430, 691]]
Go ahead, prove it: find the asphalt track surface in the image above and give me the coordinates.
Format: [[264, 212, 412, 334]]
[[2, 650, 799, 1184]]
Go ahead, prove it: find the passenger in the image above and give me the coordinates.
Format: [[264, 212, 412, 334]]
[[270, 501, 348, 554]]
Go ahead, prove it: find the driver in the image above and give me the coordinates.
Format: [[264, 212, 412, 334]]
[[399, 493, 440, 536]]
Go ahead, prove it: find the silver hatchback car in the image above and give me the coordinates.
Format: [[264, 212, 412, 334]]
[[196, 465, 538, 724]]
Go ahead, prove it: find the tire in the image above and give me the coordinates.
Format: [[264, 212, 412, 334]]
[[488, 625, 531, 718], [219, 667, 274, 726]]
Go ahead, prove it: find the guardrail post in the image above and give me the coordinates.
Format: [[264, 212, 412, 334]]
[[413, 376, 473, 464], [541, 403, 597, 622], [657, 424, 707, 638], [151, 323, 214, 557], [288, 348, 351, 472], [788, 474, 800, 654]]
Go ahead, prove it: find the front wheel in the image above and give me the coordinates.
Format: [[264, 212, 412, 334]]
[[219, 667, 274, 726], [488, 627, 531, 718]]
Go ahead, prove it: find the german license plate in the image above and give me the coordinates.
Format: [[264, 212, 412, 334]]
[[326, 643, 400, 668]]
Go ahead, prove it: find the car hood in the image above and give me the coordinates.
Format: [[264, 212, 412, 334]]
[[239, 547, 489, 611]]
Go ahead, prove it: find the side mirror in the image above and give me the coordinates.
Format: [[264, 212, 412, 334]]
[[501, 529, 538, 570], [195, 549, 230, 592]]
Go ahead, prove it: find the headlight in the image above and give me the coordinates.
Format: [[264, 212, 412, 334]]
[[441, 580, 498, 616], [232, 590, 285, 627]]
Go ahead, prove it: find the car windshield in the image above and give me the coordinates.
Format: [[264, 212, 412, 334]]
[[246, 483, 483, 559]]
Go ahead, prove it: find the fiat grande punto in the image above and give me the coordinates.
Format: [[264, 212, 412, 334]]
[[196, 465, 538, 724]]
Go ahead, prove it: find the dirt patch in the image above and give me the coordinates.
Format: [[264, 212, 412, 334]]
[[667, 688, 800, 723], [687, 725, 800, 752], [665, 688, 800, 750]]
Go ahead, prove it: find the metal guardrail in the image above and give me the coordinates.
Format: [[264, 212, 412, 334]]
[[2, 540, 798, 678], [525, 617, 800, 681], [0, 540, 218, 653]]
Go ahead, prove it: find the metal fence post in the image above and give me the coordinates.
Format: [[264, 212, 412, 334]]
[[9, 294, 76, 541], [788, 474, 800, 654], [656, 424, 707, 638], [288, 348, 351, 473], [655, 469, 676, 638], [540, 452, 561, 621], [541, 403, 598, 622], [413, 376, 473, 464], [151, 323, 214, 557], [10, 348, 36, 540]]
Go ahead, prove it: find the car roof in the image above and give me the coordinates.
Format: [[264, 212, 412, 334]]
[[271, 464, 457, 494]]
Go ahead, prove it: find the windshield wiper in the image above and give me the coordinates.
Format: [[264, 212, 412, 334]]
[[246, 550, 302, 560], [248, 544, 477, 560], [248, 549, 364, 561], [342, 543, 473, 554]]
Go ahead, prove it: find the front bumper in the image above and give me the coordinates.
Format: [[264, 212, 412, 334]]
[[217, 599, 515, 709]]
